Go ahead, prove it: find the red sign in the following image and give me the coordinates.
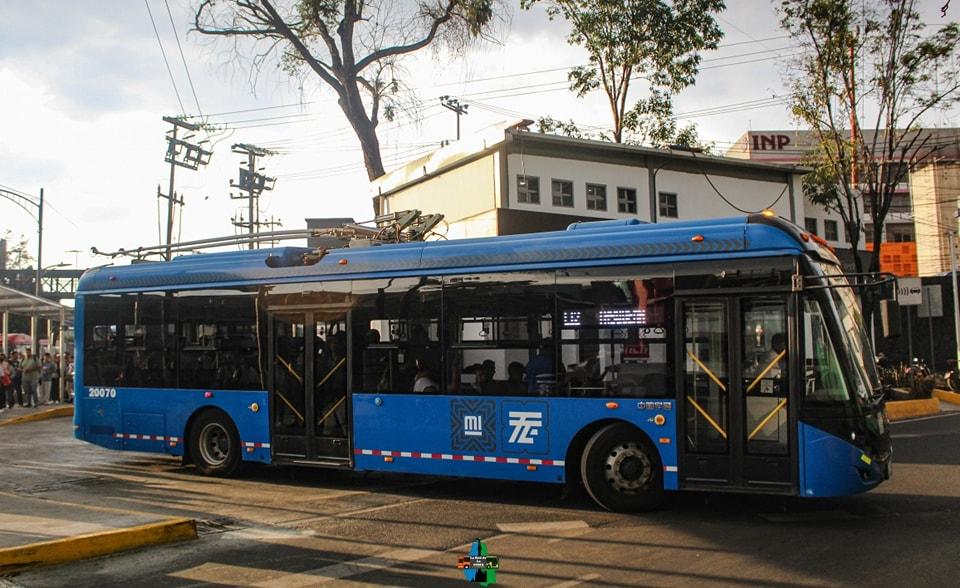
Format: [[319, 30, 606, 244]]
[[623, 342, 649, 359]]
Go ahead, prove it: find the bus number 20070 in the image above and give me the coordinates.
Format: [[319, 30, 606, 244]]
[[87, 387, 117, 399]]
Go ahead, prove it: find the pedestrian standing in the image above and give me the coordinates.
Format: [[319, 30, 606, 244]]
[[39, 353, 57, 405], [20, 349, 40, 408], [0, 355, 12, 411], [50, 353, 61, 403], [65, 353, 75, 403], [10, 352, 22, 406]]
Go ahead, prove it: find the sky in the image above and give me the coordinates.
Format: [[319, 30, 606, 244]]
[[0, 0, 957, 275]]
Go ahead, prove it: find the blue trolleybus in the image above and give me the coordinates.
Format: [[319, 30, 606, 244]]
[[74, 214, 891, 511]]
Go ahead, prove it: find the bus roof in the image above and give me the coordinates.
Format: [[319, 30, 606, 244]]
[[78, 214, 819, 293]]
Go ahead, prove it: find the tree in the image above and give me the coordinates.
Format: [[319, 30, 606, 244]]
[[1, 231, 34, 270], [194, 0, 498, 187], [779, 0, 960, 278], [522, 0, 724, 143], [535, 111, 713, 153]]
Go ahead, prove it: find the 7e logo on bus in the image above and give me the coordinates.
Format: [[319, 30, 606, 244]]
[[87, 387, 117, 399]]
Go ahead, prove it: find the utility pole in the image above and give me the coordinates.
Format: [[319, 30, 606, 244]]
[[950, 230, 960, 370], [229, 144, 276, 249], [36, 188, 43, 296], [261, 216, 283, 247], [162, 116, 212, 260], [440, 96, 468, 141], [848, 28, 858, 186]]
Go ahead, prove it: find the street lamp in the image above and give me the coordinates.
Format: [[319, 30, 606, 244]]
[[0, 186, 44, 295], [66, 249, 81, 269]]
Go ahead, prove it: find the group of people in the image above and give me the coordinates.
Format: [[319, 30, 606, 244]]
[[0, 349, 74, 411], [411, 346, 559, 396]]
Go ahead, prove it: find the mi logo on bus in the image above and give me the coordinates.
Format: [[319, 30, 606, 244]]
[[451, 399, 496, 452], [502, 401, 548, 454], [464, 415, 483, 437]]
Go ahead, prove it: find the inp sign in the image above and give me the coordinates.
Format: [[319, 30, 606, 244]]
[[898, 277, 922, 306]]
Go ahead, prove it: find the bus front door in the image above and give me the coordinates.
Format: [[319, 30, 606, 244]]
[[269, 310, 350, 464], [679, 296, 794, 492]]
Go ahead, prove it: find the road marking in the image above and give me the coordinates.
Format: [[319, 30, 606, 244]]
[[551, 573, 602, 587], [171, 548, 441, 587], [496, 520, 589, 533], [283, 497, 433, 528], [0, 515, 110, 538]]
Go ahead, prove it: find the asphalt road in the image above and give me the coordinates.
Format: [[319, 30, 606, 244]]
[[3, 413, 960, 587]]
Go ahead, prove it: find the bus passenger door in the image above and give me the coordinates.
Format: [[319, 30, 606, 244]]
[[270, 312, 309, 458], [679, 296, 794, 490], [310, 313, 350, 461], [738, 297, 792, 489], [679, 299, 732, 484]]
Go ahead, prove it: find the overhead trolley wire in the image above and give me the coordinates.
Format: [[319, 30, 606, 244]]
[[164, 0, 204, 120], [144, 0, 186, 116]]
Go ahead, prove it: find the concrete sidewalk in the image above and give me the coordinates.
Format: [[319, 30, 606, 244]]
[[0, 413, 197, 572], [0, 481, 196, 573], [0, 403, 73, 427], [0, 492, 169, 549]]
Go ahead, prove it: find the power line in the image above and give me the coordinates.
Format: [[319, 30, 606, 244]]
[[163, 0, 204, 120], [144, 0, 186, 115]]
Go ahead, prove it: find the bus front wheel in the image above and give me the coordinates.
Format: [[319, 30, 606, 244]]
[[189, 410, 242, 477], [580, 423, 663, 512]]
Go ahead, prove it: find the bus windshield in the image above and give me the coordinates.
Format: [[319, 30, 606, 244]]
[[817, 261, 882, 405]]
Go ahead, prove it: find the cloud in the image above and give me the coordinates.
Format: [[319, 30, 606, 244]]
[[0, 1, 183, 117]]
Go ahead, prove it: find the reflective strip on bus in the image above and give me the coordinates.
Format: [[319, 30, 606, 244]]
[[355, 448, 564, 467]]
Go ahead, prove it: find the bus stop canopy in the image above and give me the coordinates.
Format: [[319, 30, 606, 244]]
[[0, 284, 73, 321]]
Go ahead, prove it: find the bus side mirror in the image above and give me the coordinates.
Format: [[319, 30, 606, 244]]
[[880, 299, 901, 339]]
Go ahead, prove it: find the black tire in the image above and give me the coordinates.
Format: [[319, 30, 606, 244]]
[[949, 372, 960, 392], [580, 423, 664, 512], [188, 410, 243, 477]]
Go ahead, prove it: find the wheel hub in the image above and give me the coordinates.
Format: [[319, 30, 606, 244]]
[[199, 422, 230, 466], [604, 442, 652, 494]]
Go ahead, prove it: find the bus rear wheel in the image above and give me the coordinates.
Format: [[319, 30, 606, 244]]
[[189, 411, 242, 477], [580, 423, 663, 512]]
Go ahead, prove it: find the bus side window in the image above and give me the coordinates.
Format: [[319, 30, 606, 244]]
[[557, 270, 674, 398], [350, 277, 442, 394], [83, 294, 124, 387], [443, 272, 555, 396]]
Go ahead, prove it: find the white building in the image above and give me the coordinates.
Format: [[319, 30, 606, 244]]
[[371, 120, 824, 244]]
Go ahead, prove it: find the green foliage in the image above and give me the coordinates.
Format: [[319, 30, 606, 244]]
[[778, 0, 960, 274], [523, 0, 724, 143], [1, 231, 34, 269], [536, 110, 713, 153]]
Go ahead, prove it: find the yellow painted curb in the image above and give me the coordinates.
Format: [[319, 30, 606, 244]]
[[0, 405, 73, 427], [933, 389, 960, 406], [884, 398, 941, 421], [0, 517, 196, 572]]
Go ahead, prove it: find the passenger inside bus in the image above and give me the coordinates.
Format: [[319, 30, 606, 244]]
[[412, 358, 439, 393]]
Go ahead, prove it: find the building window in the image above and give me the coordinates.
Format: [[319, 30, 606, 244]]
[[586, 183, 607, 211], [887, 226, 914, 242], [824, 220, 838, 241], [617, 187, 637, 213], [805, 218, 818, 235], [516, 175, 540, 204], [552, 179, 574, 207], [658, 192, 678, 218]]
